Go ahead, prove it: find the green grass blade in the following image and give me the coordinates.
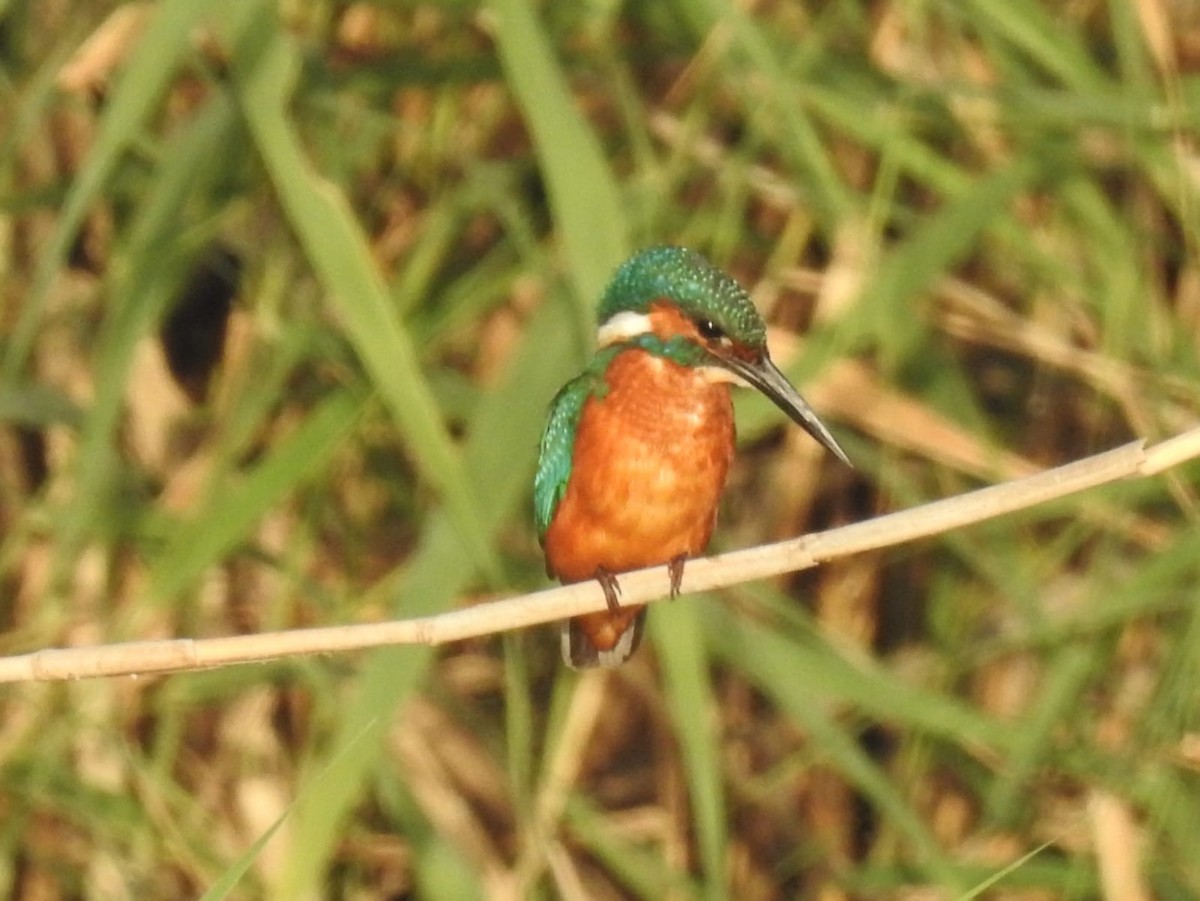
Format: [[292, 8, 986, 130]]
[[708, 603, 965, 889], [707, 595, 1010, 750], [279, 294, 580, 898], [48, 95, 240, 594], [227, 4, 501, 583], [985, 645, 1097, 823], [147, 392, 364, 604], [201, 718, 384, 900], [673, 0, 852, 224], [651, 600, 728, 897], [958, 842, 1052, 900], [2, 0, 222, 382], [853, 157, 1043, 369], [489, 0, 629, 314]]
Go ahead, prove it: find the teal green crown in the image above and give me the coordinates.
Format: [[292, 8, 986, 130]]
[[597, 245, 767, 347]]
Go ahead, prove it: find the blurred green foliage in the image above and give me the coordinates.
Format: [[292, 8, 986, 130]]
[[2, 0, 1200, 897]]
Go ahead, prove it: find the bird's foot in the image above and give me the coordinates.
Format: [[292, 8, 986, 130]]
[[594, 567, 623, 612], [667, 554, 687, 599]]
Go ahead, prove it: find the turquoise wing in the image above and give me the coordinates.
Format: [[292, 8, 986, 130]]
[[533, 373, 591, 541], [535, 346, 620, 541]]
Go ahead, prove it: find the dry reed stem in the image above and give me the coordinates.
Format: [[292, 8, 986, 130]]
[[1088, 788, 1150, 901], [2, 428, 1198, 684]]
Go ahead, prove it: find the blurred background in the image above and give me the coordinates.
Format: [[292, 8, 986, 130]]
[[2, 1, 1200, 897]]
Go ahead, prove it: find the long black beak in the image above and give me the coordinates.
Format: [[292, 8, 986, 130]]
[[721, 353, 852, 468]]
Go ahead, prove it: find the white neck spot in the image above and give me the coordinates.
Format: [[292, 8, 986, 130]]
[[596, 311, 653, 347]]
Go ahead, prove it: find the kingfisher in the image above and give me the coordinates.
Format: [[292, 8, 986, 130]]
[[534, 246, 851, 668]]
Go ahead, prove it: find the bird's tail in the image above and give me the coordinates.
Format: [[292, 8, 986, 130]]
[[561, 606, 646, 669]]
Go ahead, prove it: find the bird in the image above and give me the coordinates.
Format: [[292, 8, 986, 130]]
[[534, 246, 851, 668]]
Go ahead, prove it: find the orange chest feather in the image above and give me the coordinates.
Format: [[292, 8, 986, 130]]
[[543, 350, 736, 582]]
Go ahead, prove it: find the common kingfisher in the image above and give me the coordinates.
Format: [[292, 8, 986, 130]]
[[534, 246, 851, 668]]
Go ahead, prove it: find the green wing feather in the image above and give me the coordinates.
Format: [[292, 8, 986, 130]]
[[534, 348, 619, 540], [534, 376, 590, 540]]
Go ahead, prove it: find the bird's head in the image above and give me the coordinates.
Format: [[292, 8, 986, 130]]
[[596, 245, 851, 466]]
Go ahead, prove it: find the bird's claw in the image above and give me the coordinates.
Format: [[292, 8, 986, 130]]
[[668, 554, 687, 599], [594, 567, 623, 612]]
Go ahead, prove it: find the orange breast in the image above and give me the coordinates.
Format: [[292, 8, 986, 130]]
[[542, 349, 735, 583]]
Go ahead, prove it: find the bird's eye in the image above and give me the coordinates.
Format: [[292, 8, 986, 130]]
[[696, 319, 725, 340]]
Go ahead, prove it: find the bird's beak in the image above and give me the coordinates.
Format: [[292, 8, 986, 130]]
[[719, 352, 852, 467]]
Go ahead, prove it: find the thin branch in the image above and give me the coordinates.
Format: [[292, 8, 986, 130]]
[[2, 430, 1197, 683]]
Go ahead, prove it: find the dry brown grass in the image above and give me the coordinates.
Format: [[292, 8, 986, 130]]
[[3, 1, 1200, 898]]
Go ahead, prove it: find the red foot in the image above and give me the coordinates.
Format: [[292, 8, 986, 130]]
[[594, 567, 623, 612], [668, 554, 687, 598]]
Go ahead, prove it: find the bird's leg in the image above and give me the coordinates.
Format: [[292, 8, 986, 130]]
[[594, 566, 623, 612], [667, 554, 687, 599]]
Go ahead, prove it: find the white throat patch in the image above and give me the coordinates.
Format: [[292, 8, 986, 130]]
[[596, 311, 653, 347], [699, 365, 748, 386]]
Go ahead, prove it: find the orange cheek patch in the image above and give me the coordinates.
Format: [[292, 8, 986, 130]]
[[645, 301, 760, 369], [647, 301, 703, 342]]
